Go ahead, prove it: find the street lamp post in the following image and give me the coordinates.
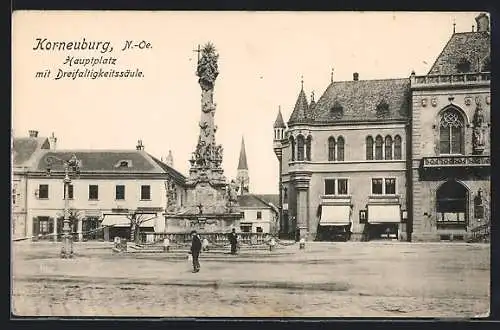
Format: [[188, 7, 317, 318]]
[[45, 154, 81, 259]]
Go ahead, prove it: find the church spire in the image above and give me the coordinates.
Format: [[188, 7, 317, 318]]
[[236, 136, 250, 195], [237, 136, 248, 170]]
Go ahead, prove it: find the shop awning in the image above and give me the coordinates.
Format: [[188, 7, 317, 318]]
[[101, 215, 131, 227], [320, 205, 351, 226], [368, 205, 401, 224]]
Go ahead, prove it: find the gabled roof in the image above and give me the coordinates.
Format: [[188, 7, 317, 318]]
[[305, 78, 411, 124], [12, 137, 50, 166], [288, 88, 310, 125], [428, 31, 490, 75], [149, 155, 186, 183], [273, 109, 286, 128], [237, 137, 248, 170], [237, 194, 273, 209], [253, 194, 279, 209], [31, 150, 166, 174]]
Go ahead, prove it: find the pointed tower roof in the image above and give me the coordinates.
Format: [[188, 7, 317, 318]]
[[237, 136, 248, 170], [273, 107, 286, 128], [288, 87, 309, 125]]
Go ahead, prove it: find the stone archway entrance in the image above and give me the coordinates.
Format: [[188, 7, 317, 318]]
[[436, 180, 468, 227]]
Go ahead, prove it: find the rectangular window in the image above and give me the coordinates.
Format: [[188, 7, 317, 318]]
[[256, 227, 263, 233], [337, 179, 348, 195], [141, 185, 151, 200], [324, 179, 336, 195], [12, 187, 16, 205], [64, 184, 74, 199], [372, 179, 383, 195], [451, 126, 462, 154], [440, 127, 451, 154], [240, 225, 251, 233], [385, 178, 396, 194], [89, 185, 99, 200], [256, 211, 262, 219], [115, 185, 125, 200], [38, 184, 49, 199]]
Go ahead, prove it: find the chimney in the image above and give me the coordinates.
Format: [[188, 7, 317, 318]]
[[28, 130, 39, 138], [475, 13, 490, 32], [49, 132, 57, 150], [136, 139, 144, 151], [353, 72, 359, 81]]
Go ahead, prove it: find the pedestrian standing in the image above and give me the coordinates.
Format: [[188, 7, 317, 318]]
[[228, 228, 238, 254], [190, 230, 202, 273]]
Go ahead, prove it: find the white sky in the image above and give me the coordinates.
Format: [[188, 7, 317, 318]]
[[12, 11, 483, 193]]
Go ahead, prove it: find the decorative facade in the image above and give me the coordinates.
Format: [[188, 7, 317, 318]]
[[273, 13, 490, 242]]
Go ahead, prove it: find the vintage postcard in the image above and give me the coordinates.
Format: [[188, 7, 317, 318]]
[[11, 11, 490, 318]]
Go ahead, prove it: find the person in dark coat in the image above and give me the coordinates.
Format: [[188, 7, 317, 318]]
[[190, 230, 202, 273], [228, 228, 238, 254]]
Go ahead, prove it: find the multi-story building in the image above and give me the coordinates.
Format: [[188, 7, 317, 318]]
[[16, 137, 185, 241], [274, 77, 410, 241], [273, 13, 490, 242], [410, 13, 490, 241], [12, 130, 55, 240]]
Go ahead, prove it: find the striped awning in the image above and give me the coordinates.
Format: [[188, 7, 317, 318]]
[[368, 205, 401, 224], [320, 205, 351, 226]]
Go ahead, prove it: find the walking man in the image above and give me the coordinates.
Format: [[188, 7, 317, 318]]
[[190, 230, 202, 273], [228, 228, 238, 254]]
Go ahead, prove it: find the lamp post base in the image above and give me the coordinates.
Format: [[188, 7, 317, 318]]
[[60, 235, 74, 259]]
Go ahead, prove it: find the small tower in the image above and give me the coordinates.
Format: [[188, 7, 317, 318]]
[[273, 106, 286, 159], [165, 150, 174, 167], [273, 106, 287, 235], [236, 136, 249, 195]]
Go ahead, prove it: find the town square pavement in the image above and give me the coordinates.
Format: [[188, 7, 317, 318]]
[[11, 241, 490, 318]]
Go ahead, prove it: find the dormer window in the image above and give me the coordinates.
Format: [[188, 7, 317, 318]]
[[376, 100, 389, 118], [330, 102, 343, 119], [456, 58, 471, 73], [115, 160, 132, 168]]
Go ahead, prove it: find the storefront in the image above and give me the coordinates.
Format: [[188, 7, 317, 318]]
[[317, 204, 351, 241], [365, 204, 401, 240]]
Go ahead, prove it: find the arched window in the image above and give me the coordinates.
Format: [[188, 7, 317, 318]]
[[306, 136, 312, 161], [289, 136, 295, 161], [366, 136, 373, 160], [436, 180, 468, 225], [328, 137, 336, 161], [337, 136, 345, 161], [394, 135, 402, 160], [297, 135, 305, 161], [375, 135, 383, 160], [439, 108, 464, 154], [385, 135, 393, 160]]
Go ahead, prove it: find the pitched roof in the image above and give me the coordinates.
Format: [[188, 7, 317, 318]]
[[12, 137, 50, 166], [302, 78, 411, 124], [253, 194, 279, 208], [149, 155, 186, 183], [31, 150, 165, 174], [428, 31, 490, 75], [237, 194, 273, 209], [287, 88, 310, 124], [273, 109, 286, 128], [237, 137, 248, 170]]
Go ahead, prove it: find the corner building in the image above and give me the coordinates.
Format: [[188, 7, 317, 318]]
[[273, 13, 490, 242]]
